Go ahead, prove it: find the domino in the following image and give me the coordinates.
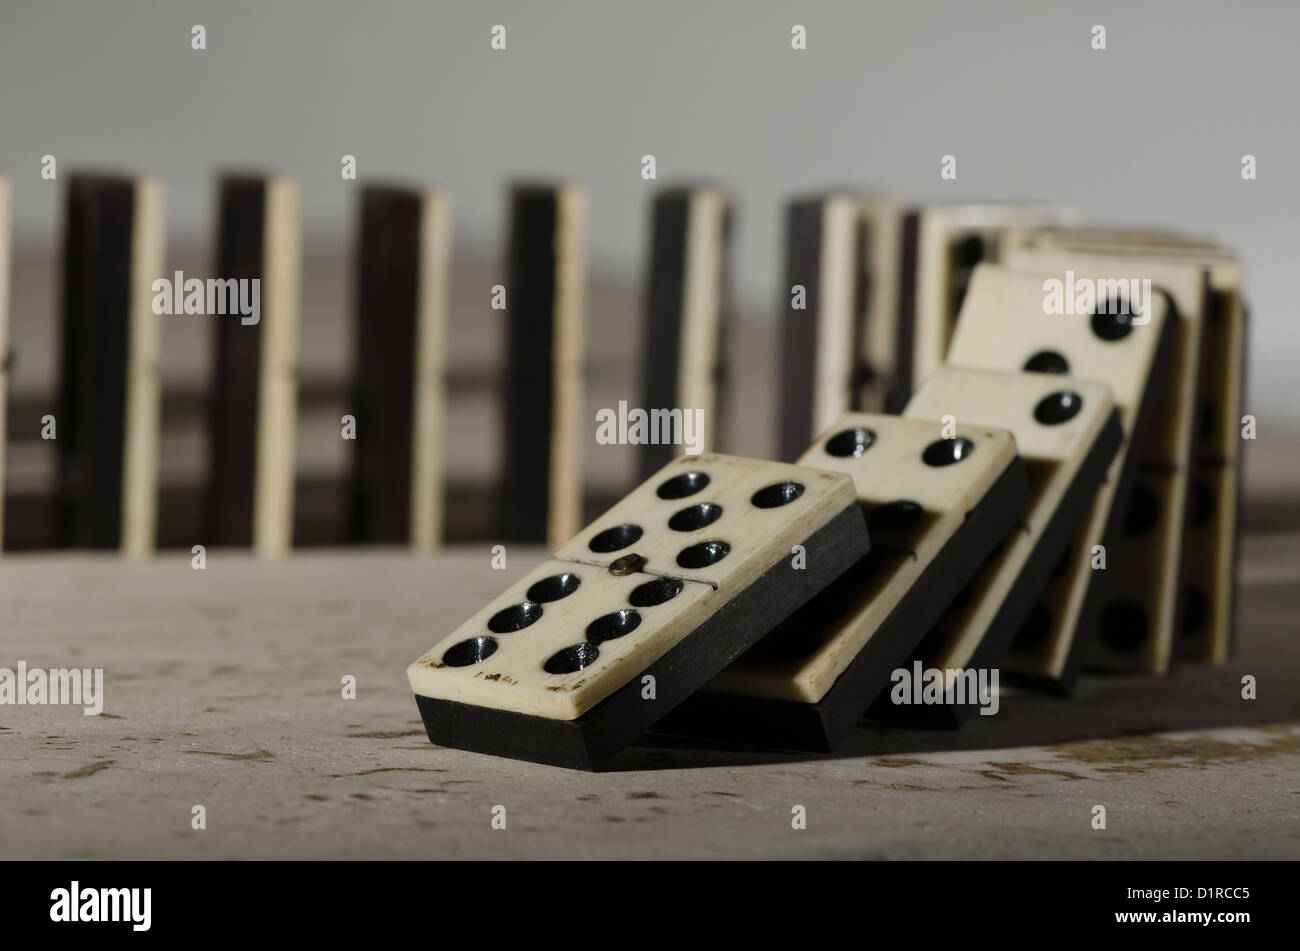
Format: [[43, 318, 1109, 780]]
[[495, 183, 586, 547], [896, 204, 1076, 409], [345, 184, 451, 551], [945, 263, 1177, 693], [882, 367, 1122, 726], [1003, 246, 1209, 675], [1009, 230, 1247, 664], [656, 414, 1029, 752], [1006, 226, 1223, 256], [638, 185, 733, 479], [778, 191, 904, 459], [205, 173, 301, 557], [55, 173, 166, 554], [1181, 256, 1246, 664], [0, 174, 9, 552], [410, 453, 869, 769]]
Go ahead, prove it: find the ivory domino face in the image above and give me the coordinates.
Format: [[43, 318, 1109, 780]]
[[410, 453, 869, 768]]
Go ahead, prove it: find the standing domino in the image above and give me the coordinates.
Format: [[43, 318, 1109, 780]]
[[779, 191, 905, 460], [0, 174, 9, 551], [496, 184, 586, 547], [639, 185, 733, 479], [945, 263, 1177, 693], [657, 414, 1029, 752], [408, 453, 869, 769], [205, 174, 302, 557], [55, 173, 166, 554], [888, 367, 1122, 726], [346, 184, 451, 551]]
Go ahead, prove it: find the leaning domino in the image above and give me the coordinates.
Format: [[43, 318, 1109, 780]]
[[884, 366, 1122, 726], [657, 413, 1029, 752], [945, 263, 1177, 693], [1004, 246, 1209, 675]]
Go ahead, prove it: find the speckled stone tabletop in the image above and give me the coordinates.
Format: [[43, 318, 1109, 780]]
[[1, 534, 1297, 860]]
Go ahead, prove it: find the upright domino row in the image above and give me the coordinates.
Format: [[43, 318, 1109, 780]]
[[0, 173, 739, 557]]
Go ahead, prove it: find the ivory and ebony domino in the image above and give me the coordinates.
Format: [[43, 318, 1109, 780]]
[[205, 173, 301, 557], [1005, 247, 1209, 676], [409, 453, 869, 769], [639, 185, 733, 479], [1009, 229, 1248, 666], [0, 174, 9, 550], [895, 204, 1075, 409], [882, 367, 1122, 726], [657, 413, 1029, 752], [496, 183, 586, 547], [946, 263, 1177, 694], [778, 191, 904, 459], [55, 172, 166, 554], [1182, 256, 1247, 665], [346, 184, 451, 551]]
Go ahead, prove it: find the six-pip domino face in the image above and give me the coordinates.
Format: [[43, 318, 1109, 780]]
[[945, 262, 1176, 693], [893, 367, 1122, 726], [657, 413, 1028, 752], [409, 453, 869, 769]]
